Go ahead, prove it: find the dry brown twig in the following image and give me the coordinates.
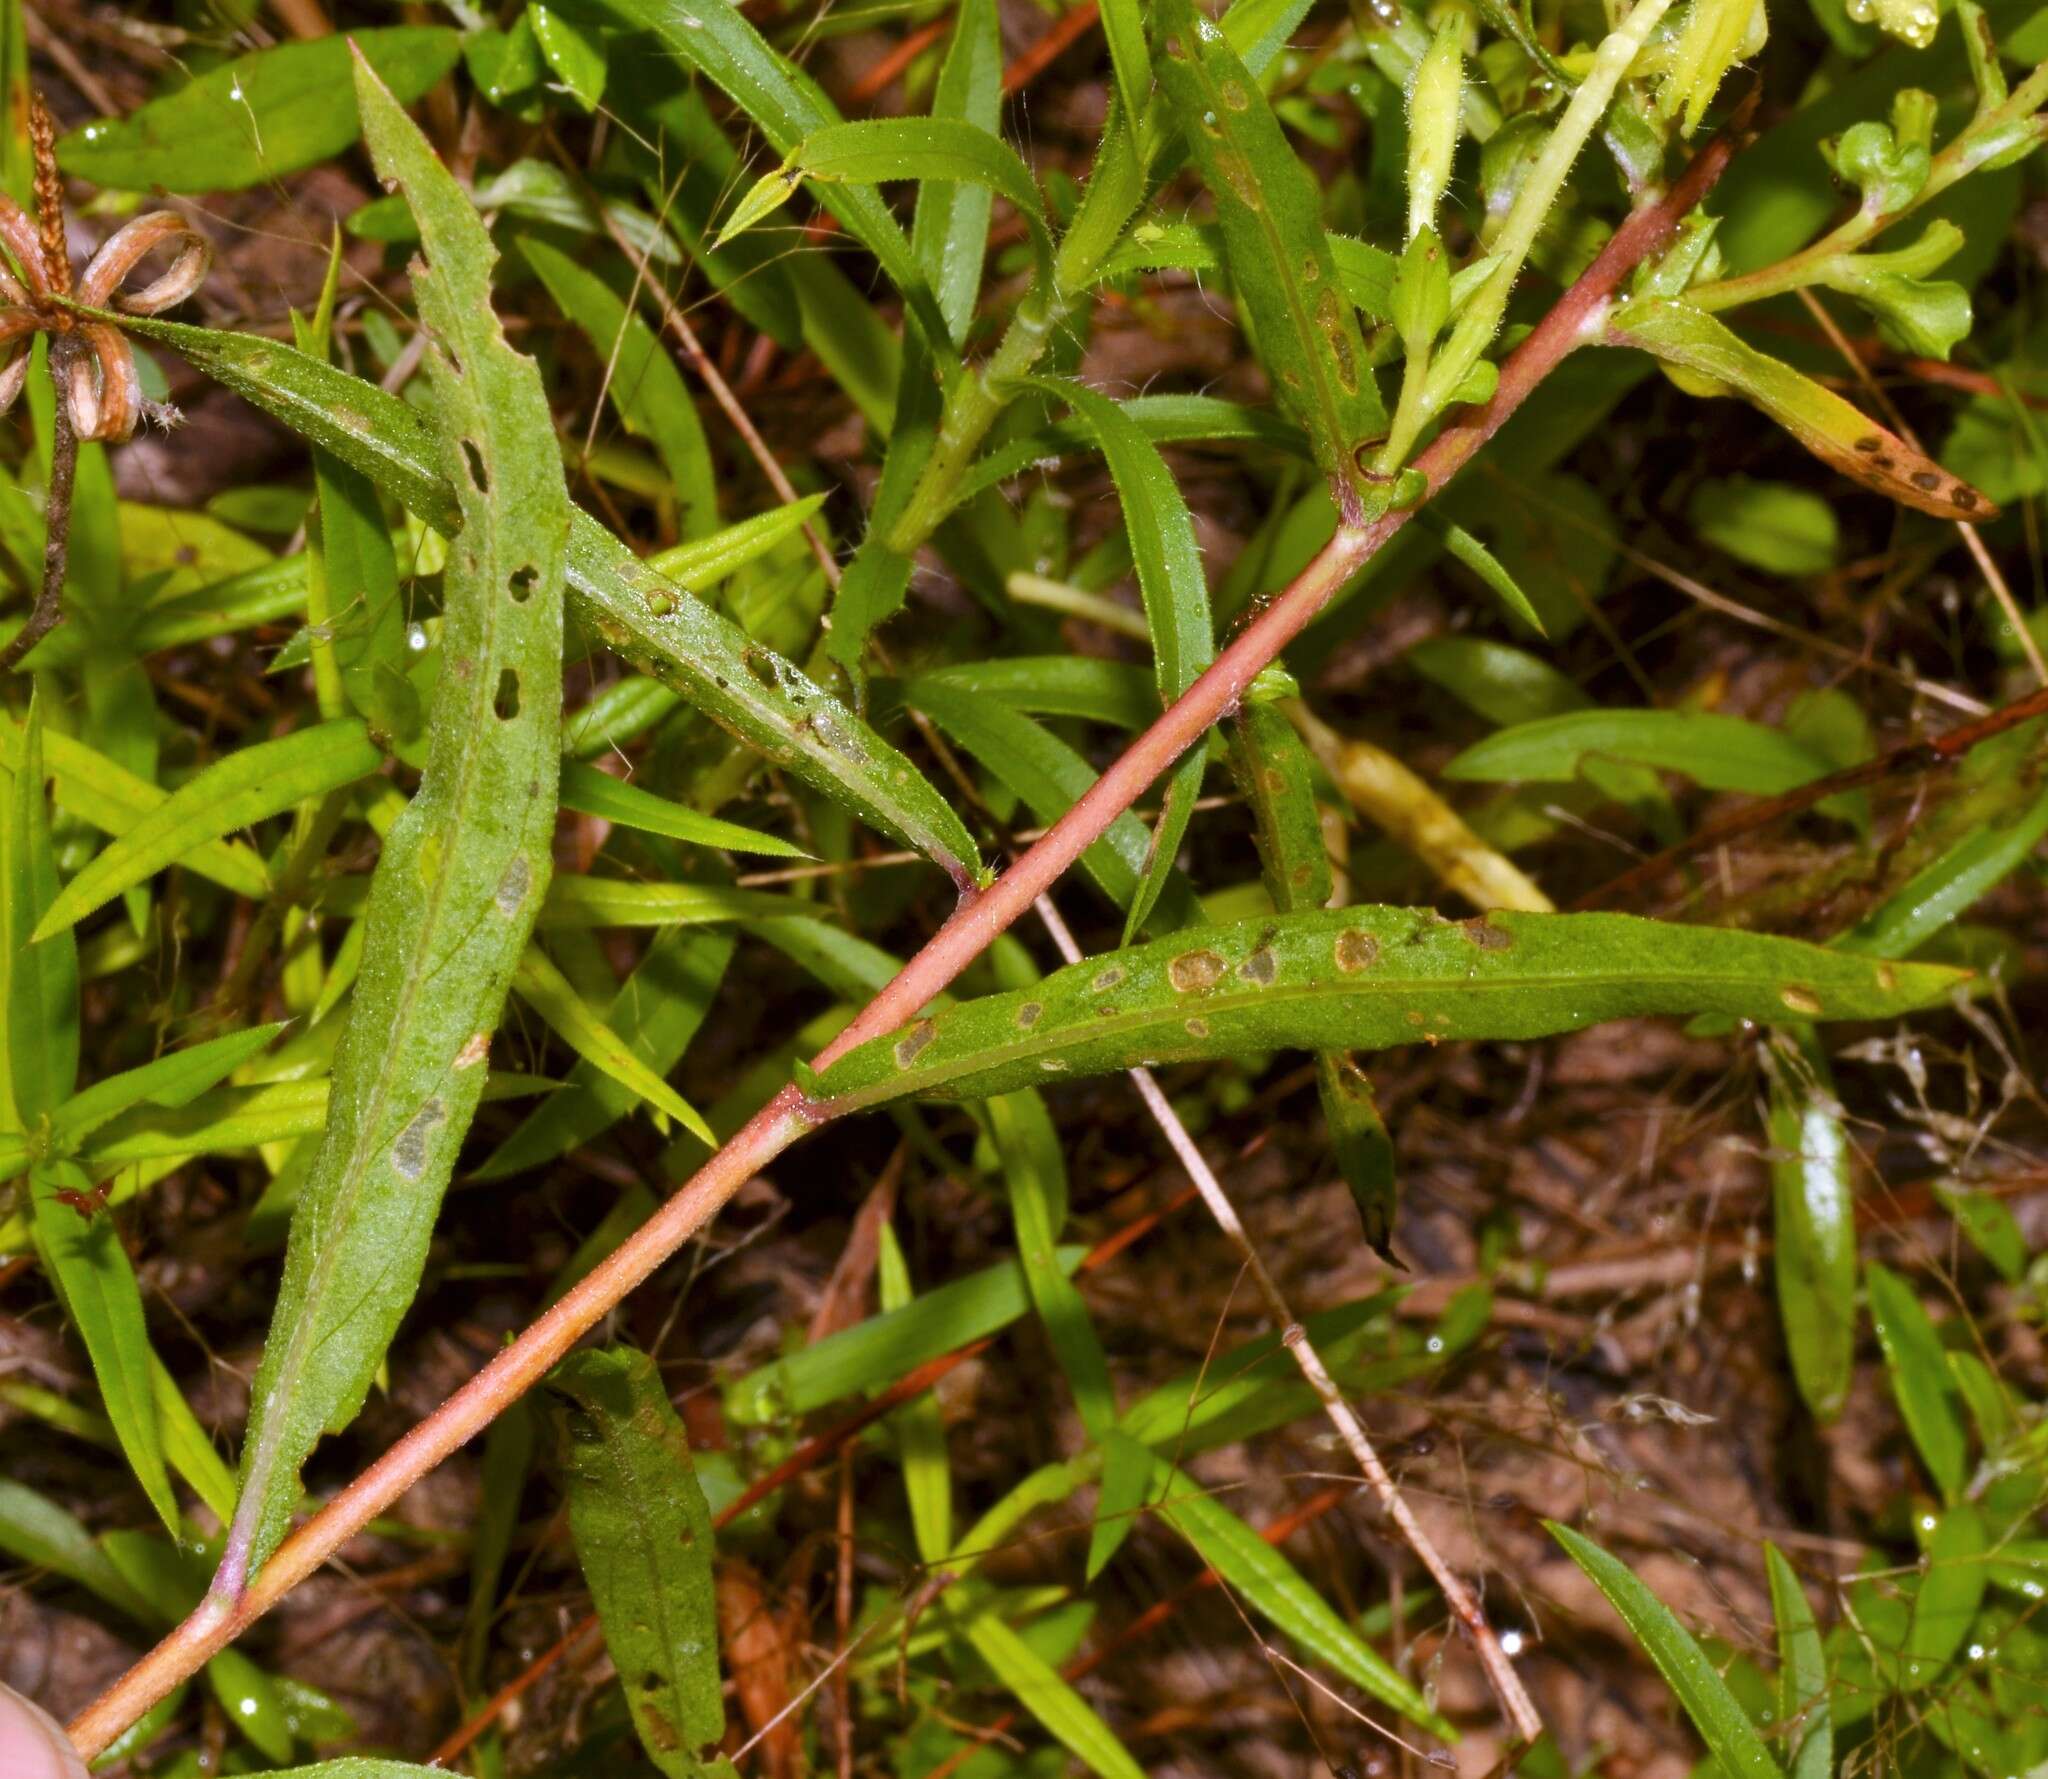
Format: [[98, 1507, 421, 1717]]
[[66, 107, 1752, 1761]]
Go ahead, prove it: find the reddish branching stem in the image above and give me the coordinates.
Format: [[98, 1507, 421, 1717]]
[[66, 114, 1748, 1763]]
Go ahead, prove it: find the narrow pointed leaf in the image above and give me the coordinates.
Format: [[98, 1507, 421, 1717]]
[[548, 1346, 734, 1778], [812, 908, 1964, 1113], [990, 1092, 1115, 1439], [1445, 709, 1834, 796], [50, 1024, 287, 1150], [586, 0, 952, 357], [227, 56, 572, 1583], [4, 699, 78, 1125], [0, 1478, 158, 1623], [1086, 1428, 1155, 1582], [1866, 1262, 1969, 1503], [1550, 1522, 1787, 1779], [1017, 377, 1213, 942], [1156, 1461, 1446, 1731], [915, 0, 1002, 338], [1765, 1543, 1831, 1779], [1606, 299, 1995, 522], [557, 760, 807, 858], [55, 27, 461, 192], [957, 1612, 1145, 1779], [1155, 0, 1386, 504], [115, 314, 981, 891], [512, 945, 715, 1144], [1764, 1031, 1856, 1422], [33, 721, 382, 941], [31, 1165, 176, 1532], [0, 705, 267, 900]]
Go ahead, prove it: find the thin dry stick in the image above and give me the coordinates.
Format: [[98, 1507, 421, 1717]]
[[1032, 896, 1541, 1740], [66, 117, 1747, 1760], [1794, 284, 2048, 686]]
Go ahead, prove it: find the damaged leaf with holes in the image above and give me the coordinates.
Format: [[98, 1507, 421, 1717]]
[[226, 51, 572, 1582]]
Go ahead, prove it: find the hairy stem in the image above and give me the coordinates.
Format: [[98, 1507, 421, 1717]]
[[65, 115, 1746, 1763]]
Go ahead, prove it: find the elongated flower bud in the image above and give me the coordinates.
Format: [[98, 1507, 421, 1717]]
[[1405, 19, 1464, 242]]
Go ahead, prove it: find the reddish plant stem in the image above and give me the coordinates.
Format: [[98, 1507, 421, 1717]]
[[66, 119, 1743, 1762]]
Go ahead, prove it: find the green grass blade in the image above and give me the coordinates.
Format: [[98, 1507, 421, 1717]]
[[1016, 377, 1213, 942], [914, 0, 1002, 338], [49, 1024, 287, 1150], [1866, 1262, 1970, 1502], [1763, 1031, 1857, 1423], [116, 314, 981, 890], [1550, 1522, 1786, 1779], [989, 1091, 1116, 1439], [557, 760, 807, 858], [1155, 1461, 1447, 1732], [1445, 709, 1834, 795], [548, 1346, 733, 1777], [3, 698, 78, 1125], [877, 1222, 954, 1562], [227, 52, 573, 1584], [1764, 1543, 1830, 1779], [511, 945, 715, 1144], [588, 0, 952, 359], [0, 1477, 158, 1622], [478, 926, 733, 1179], [30, 1164, 177, 1532], [1086, 1428, 1156, 1582], [812, 908, 1964, 1113], [1836, 778, 2048, 957], [33, 720, 381, 941], [957, 1612, 1145, 1779], [1155, 0, 1386, 507]]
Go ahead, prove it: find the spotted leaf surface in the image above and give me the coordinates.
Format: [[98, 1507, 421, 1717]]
[[227, 54, 571, 1583], [811, 908, 1963, 1113]]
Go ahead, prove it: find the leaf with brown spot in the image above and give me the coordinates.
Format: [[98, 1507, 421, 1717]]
[[1606, 298, 1994, 521]]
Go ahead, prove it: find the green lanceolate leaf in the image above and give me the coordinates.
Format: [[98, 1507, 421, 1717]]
[[548, 1346, 735, 1778], [914, 0, 1003, 339], [4, 698, 78, 1127], [588, 0, 952, 359], [480, 927, 733, 1179], [32, 720, 382, 941], [1154, 1461, 1446, 1732], [226, 55, 573, 1584], [1550, 1523, 1787, 1779], [313, 436, 419, 747], [1763, 1031, 1857, 1423], [520, 237, 718, 539], [1229, 702, 1397, 1256], [903, 675, 1195, 923], [988, 1091, 1116, 1439], [955, 1612, 1145, 1779], [56, 27, 461, 192], [1865, 1262, 1970, 1503], [725, 119, 1054, 283], [1445, 708, 1834, 796], [30, 1166, 176, 1533], [48, 1025, 286, 1152], [115, 314, 982, 892], [811, 907, 1964, 1113], [1017, 377, 1212, 942], [1155, 0, 1386, 508], [1836, 778, 2048, 958], [1605, 299, 1994, 522], [557, 760, 806, 858], [0, 705, 267, 901], [511, 945, 715, 1144], [1086, 1428, 1155, 1581], [1765, 1544, 1830, 1779]]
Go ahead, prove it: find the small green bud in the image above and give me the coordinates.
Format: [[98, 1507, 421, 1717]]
[[1245, 665, 1301, 705], [1816, 222, 1970, 360], [1405, 19, 1464, 242], [1659, 0, 1766, 136]]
